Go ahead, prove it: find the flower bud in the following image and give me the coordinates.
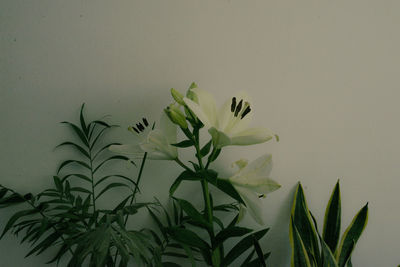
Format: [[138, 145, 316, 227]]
[[165, 104, 188, 129], [170, 88, 185, 105]]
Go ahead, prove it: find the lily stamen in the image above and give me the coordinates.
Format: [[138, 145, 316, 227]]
[[231, 97, 237, 112], [234, 99, 243, 117], [241, 105, 251, 119], [143, 118, 149, 127]]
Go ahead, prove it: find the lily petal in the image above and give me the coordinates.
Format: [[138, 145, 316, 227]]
[[230, 127, 274, 146], [191, 88, 218, 127], [159, 112, 177, 144], [240, 154, 273, 177], [183, 97, 213, 128], [234, 186, 264, 225], [231, 177, 281, 194]]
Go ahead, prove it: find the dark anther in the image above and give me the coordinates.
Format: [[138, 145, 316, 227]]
[[132, 127, 139, 134], [230, 97, 237, 112], [241, 106, 251, 119], [143, 118, 149, 127], [234, 99, 243, 117], [138, 123, 145, 131], [258, 194, 265, 199]]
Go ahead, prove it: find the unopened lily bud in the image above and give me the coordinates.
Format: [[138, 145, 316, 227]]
[[165, 104, 188, 129], [170, 88, 185, 105]]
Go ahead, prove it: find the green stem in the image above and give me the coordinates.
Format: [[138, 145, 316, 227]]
[[193, 133, 220, 266], [88, 150, 97, 226], [113, 152, 148, 266]]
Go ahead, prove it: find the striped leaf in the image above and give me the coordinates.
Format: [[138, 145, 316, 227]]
[[323, 180, 341, 253], [289, 217, 312, 267], [291, 183, 320, 266], [336, 203, 368, 267]]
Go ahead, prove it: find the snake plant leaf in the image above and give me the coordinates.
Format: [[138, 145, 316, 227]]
[[289, 217, 312, 267], [336, 203, 368, 267], [323, 180, 341, 253], [291, 183, 320, 265], [318, 233, 338, 267]]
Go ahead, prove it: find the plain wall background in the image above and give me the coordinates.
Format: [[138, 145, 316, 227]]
[[1, 0, 400, 266]]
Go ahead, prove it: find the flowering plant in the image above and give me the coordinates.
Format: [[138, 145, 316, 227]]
[[111, 83, 281, 266], [0, 83, 281, 266]]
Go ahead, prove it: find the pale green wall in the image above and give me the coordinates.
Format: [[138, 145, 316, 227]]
[[1, 0, 400, 266]]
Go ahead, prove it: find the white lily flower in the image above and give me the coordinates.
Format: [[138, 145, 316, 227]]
[[183, 87, 276, 148], [228, 154, 281, 224], [109, 112, 178, 160]]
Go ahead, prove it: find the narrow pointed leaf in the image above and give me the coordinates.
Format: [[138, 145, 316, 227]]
[[336, 203, 368, 267], [289, 217, 312, 267], [57, 160, 90, 174], [291, 183, 320, 265], [323, 181, 341, 253], [79, 103, 88, 135], [171, 140, 194, 148], [1, 209, 39, 238], [222, 228, 269, 266], [177, 198, 210, 228], [60, 121, 89, 147], [95, 183, 130, 200], [56, 141, 90, 159], [93, 156, 129, 174], [214, 226, 253, 248]]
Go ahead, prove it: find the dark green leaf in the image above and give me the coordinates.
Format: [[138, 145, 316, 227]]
[[222, 228, 269, 266], [95, 174, 136, 187], [1, 209, 39, 238], [57, 160, 90, 174], [93, 155, 129, 174], [170, 170, 199, 196], [70, 187, 92, 194], [177, 198, 210, 229], [207, 176, 244, 204], [199, 140, 212, 157], [289, 217, 312, 267], [167, 227, 210, 251], [95, 183, 130, 200], [214, 226, 253, 248], [60, 121, 89, 147], [53, 176, 63, 193], [79, 103, 88, 135], [61, 173, 92, 183], [0, 188, 8, 198], [323, 180, 341, 253], [93, 142, 121, 160], [171, 140, 194, 148], [56, 141, 90, 159], [291, 183, 320, 265], [252, 237, 266, 267], [336, 203, 368, 267]]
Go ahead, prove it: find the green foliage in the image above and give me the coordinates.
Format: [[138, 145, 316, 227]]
[[289, 181, 369, 267], [0, 104, 153, 266], [151, 123, 270, 266]]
